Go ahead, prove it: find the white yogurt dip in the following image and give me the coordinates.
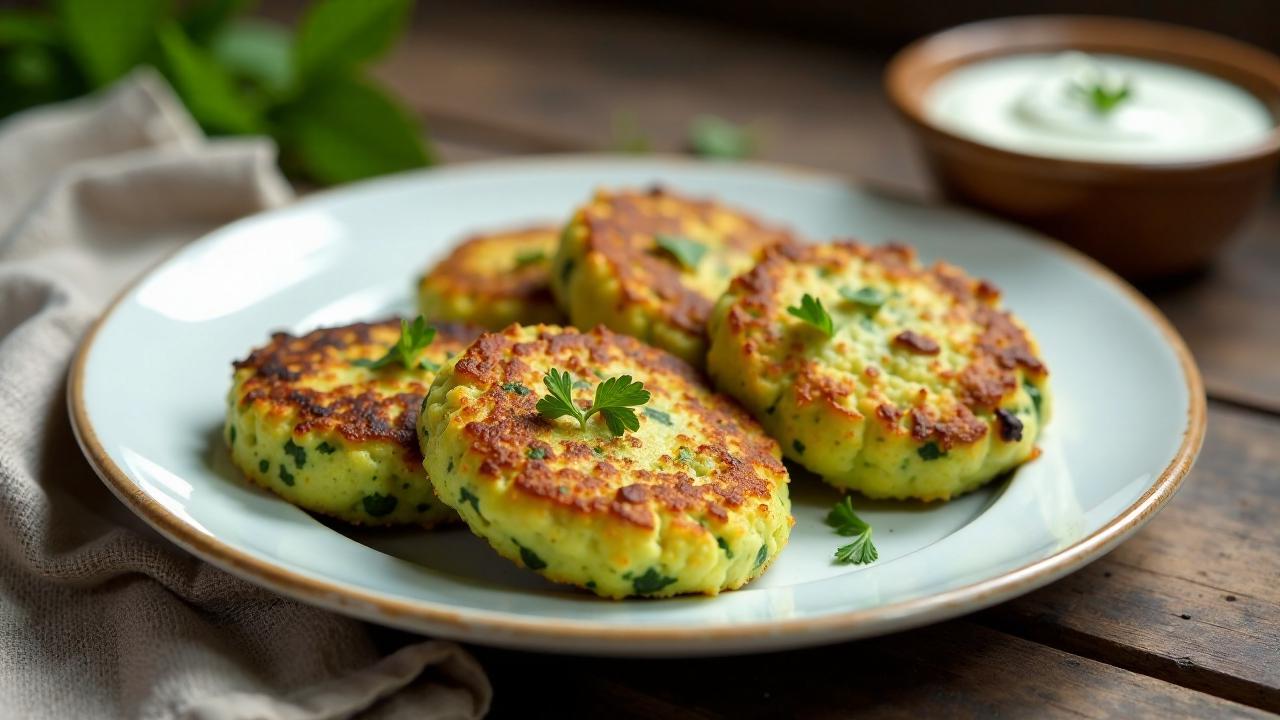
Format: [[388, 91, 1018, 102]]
[[925, 52, 1275, 163]]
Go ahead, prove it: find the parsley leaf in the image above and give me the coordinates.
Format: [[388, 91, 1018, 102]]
[[839, 286, 887, 311], [353, 315, 436, 370], [787, 294, 833, 337], [827, 496, 878, 565], [535, 368, 651, 437], [654, 233, 707, 270]]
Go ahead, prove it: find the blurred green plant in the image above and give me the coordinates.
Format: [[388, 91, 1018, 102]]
[[0, 0, 433, 184]]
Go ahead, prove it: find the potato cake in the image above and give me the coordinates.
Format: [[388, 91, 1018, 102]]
[[419, 324, 793, 598], [707, 242, 1051, 501]]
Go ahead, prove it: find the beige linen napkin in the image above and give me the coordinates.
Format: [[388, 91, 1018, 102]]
[[0, 69, 491, 720]]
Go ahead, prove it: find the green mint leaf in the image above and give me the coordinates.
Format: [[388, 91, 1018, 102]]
[[827, 497, 877, 565], [787, 294, 833, 337], [157, 22, 262, 135], [839, 286, 887, 311], [209, 19, 293, 98], [536, 367, 585, 427], [688, 114, 754, 160], [276, 75, 432, 184], [56, 0, 165, 87], [293, 0, 412, 83], [180, 0, 253, 46], [654, 233, 707, 271]]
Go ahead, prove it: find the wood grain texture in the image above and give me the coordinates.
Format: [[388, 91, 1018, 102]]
[[983, 403, 1280, 711], [473, 622, 1270, 719]]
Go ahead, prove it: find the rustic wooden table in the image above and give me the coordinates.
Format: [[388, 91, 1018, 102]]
[[359, 4, 1278, 716]]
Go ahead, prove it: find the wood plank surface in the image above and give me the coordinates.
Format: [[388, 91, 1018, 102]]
[[983, 403, 1280, 711], [472, 622, 1270, 719]]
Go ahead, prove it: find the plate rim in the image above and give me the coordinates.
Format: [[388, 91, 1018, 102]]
[[66, 154, 1207, 653]]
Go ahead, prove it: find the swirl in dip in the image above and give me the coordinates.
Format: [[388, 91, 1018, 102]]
[[925, 52, 1274, 163]]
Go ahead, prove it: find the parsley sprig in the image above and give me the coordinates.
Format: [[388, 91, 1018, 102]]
[[839, 286, 886, 311], [353, 315, 436, 370], [1070, 79, 1131, 114], [787, 294, 833, 337], [827, 496, 878, 565], [536, 368, 651, 437], [654, 233, 707, 270]]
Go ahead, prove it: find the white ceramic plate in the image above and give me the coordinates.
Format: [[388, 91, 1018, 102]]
[[69, 156, 1204, 656]]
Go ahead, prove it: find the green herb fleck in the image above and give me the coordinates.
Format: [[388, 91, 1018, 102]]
[[1070, 77, 1131, 114], [632, 567, 678, 595], [786, 294, 833, 337], [585, 580, 597, 589], [228, 425, 236, 445], [839, 286, 887, 311], [792, 439, 806, 455], [917, 442, 946, 461], [754, 544, 768, 569], [1024, 380, 1043, 419], [278, 464, 294, 486], [678, 447, 695, 465], [362, 493, 397, 517], [536, 368, 651, 437], [827, 496, 878, 565], [716, 537, 734, 558], [654, 233, 707, 270], [316, 441, 337, 454], [645, 407, 672, 426], [514, 249, 546, 268], [459, 487, 483, 519], [688, 114, 754, 160], [501, 382, 531, 396], [283, 438, 306, 468], [560, 258, 574, 284], [516, 542, 547, 570], [353, 315, 437, 370], [416, 503, 430, 512], [258, 459, 270, 473], [527, 446, 547, 460]]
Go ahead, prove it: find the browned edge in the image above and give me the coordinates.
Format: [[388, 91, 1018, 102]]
[[885, 15, 1280, 176], [65, 154, 1208, 652]]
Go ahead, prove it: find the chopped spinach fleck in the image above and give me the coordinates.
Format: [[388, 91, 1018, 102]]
[[1024, 380, 1043, 419], [516, 542, 547, 570], [792, 439, 806, 455], [754, 544, 768, 569], [228, 426, 236, 445], [527, 446, 547, 460], [459, 487, 483, 519], [514, 249, 547, 268], [632, 567, 677, 594], [447, 459, 454, 473], [645, 407, 672, 426], [716, 537, 734, 558], [917, 442, 946, 461], [678, 447, 695, 465], [316, 441, 337, 454], [501, 382, 531, 396], [839, 286, 887, 311], [585, 580, 597, 589], [278, 465, 295, 486], [560, 258, 575, 284], [283, 439, 306, 468], [258, 459, 269, 473], [362, 493, 397, 517]]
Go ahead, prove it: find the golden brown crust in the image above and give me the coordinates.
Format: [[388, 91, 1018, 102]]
[[575, 187, 795, 334], [420, 225, 559, 305], [724, 241, 1048, 450], [233, 320, 482, 462], [448, 325, 786, 529]]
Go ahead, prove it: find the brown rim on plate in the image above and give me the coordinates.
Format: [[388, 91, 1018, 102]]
[[886, 15, 1280, 175], [65, 155, 1207, 653]]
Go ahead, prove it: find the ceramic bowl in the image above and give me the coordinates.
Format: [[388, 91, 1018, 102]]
[[886, 16, 1280, 280]]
